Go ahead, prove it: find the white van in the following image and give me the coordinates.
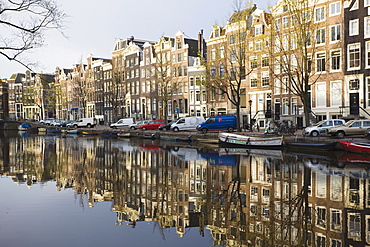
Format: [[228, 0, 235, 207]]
[[171, 117, 205, 132], [73, 117, 96, 128], [110, 118, 134, 129]]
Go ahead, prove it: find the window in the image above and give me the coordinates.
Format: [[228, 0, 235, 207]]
[[230, 50, 236, 62], [177, 42, 182, 49], [177, 53, 182, 62], [282, 16, 289, 28], [331, 81, 342, 105], [255, 41, 262, 51], [366, 0, 370, 7], [349, 19, 359, 36], [316, 28, 326, 45], [262, 72, 269, 86], [331, 209, 342, 231], [331, 239, 342, 247], [348, 213, 361, 240], [275, 18, 281, 31], [349, 79, 360, 90], [348, 43, 360, 70], [365, 17, 370, 38], [229, 34, 236, 44], [316, 52, 326, 72], [331, 50, 341, 71], [250, 74, 258, 87], [220, 46, 225, 58], [255, 25, 263, 36], [316, 235, 326, 247], [317, 83, 326, 107], [330, 2, 341, 16], [315, 6, 325, 22], [250, 57, 257, 69], [316, 207, 326, 227], [210, 48, 216, 61], [330, 24, 341, 42], [262, 56, 269, 67]]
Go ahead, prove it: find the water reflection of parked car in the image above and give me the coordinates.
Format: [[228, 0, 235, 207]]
[[129, 120, 149, 130], [303, 119, 345, 137], [327, 119, 370, 138], [158, 121, 175, 131], [138, 120, 165, 130], [40, 118, 55, 125]]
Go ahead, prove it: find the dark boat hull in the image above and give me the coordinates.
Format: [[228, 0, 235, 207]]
[[285, 141, 337, 151]]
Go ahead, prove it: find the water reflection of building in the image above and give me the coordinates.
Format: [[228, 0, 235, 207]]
[[4, 135, 370, 246]]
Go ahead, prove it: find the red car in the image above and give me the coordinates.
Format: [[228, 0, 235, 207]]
[[138, 120, 166, 130]]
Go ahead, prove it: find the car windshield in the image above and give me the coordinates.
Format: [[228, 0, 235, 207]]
[[343, 120, 355, 126], [313, 120, 326, 126]]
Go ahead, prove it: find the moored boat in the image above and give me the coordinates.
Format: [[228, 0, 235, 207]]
[[218, 132, 283, 148], [285, 141, 337, 151], [117, 132, 131, 138], [18, 122, 31, 131], [337, 140, 370, 154], [160, 135, 194, 143]]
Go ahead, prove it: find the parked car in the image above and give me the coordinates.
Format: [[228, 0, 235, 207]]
[[110, 118, 134, 129], [72, 118, 96, 128], [138, 120, 166, 130], [171, 117, 205, 132], [159, 121, 175, 131], [130, 120, 149, 130], [327, 119, 370, 138], [40, 118, 55, 125], [303, 119, 345, 137], [197, 115, 237, 134]]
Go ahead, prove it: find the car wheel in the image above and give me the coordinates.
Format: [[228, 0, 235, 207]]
[[87, 123, 91, 128], [336, 131, 345, 138], [311, 131, 319, 137], [74, 124, 78, 128], [163, 128, 167, 132], [227, 127, 234, 132], [130, 126, 135, 130], [201, 128, 208, 134], [173, 127, 179, 132], [142, 127, 147, 131]]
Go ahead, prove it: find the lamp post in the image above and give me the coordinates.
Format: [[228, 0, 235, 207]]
[[249, 99, 252, 132]]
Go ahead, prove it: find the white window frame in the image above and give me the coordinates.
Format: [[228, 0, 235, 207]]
[[330, 24, 341, 43], [349, 19, 359, 36], [316, 52, 326, 73], [348, 43, 361, 70], [329, 2, 341, 16], [366, 41, 370, 68], [316, 28, 326, 45], [331, 81, 342, 106], [316, 82, 326, 107], [330, 49, 341, 72], [365, 17, 370, 39], [315, 6, 325, 22]]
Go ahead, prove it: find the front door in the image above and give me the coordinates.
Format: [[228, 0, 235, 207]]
[[350, 93, 359, 116], [274, 103, 280, 120]]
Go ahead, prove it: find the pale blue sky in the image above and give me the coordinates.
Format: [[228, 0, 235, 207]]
[[0, 0, 272, 78]]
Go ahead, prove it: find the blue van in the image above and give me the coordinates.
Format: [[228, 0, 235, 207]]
[[196, 115, 237, 133]]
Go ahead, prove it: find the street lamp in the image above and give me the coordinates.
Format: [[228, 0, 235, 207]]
[[249, 99, 252, 132]]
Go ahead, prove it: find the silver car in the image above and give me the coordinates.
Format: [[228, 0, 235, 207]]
[[303, 119, 345, 137]]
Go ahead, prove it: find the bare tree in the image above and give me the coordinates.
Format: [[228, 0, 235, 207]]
[[154, 37, 175, 123], [109, 71, 126, 122], [0, 0, 66, 69], [269, 0, 341, 126], [205, 1, 257, 131]]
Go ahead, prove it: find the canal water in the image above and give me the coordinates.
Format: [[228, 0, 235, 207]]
[[0, 131, 370, 246]]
